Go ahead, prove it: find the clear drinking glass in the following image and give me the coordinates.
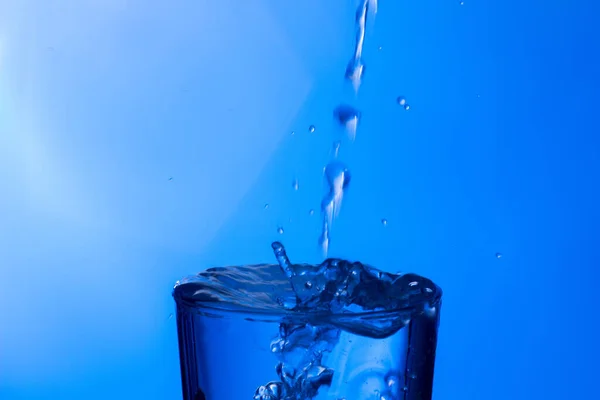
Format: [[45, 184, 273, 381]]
[[173, 263, 442, 400]]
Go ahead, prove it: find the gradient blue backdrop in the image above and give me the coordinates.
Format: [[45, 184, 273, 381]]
[[1, 0, 598, 399]]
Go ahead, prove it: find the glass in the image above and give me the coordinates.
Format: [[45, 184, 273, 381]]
[[173, 266, 442, 400]]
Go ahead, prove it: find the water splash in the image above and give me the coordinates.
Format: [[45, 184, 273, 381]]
[[174, 243, 441, 399], [251, 242, 439, 399]]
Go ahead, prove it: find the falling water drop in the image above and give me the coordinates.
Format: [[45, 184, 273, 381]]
[[332, 141, 342, 158], [309, 125, 316, 133], [291, 130, 295, 135], [460, 1, 465, 5], [277, 226, 284, 235], [404, 104, 411, 111], [319, 220, 330, 254], [345, 0, 375, 92], [264, 203, 270, 209], [496, 252, 502, 259], [292, 178, 299, 191], [345, 59, 366, 92], [381, 218, 388, 226], [396, 96, 407, 106], [333, 105, 361, 140], [324, 162, 352, 192], [168, 177, 173, 181], [309, 209, 315, 216], [319, 162, 352, 254]]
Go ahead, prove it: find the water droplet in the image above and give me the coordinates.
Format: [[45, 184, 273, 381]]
[[332, 141, 341, 158], [404, 104, 411, 111], [378, 46, 382, 51], [460, 0, 465, 4], [345, 59, 365, 92], [345, 0, 374, 92], [309, 125, 316, 133], [496, 252, 502, 259], [277, 227, 284, 234], [291, 130, 295, 135], [309, 209, 315, 215], [324, 162, 352, 191], [292, 178, 299, 191], [168, 313, 173, 320], [397, 96, 407, 106], [333, 105, 361, 140], [264, 203, 270, 209], [381, 218, 388, 226], [319, 221, 330, 255], [319, 162, 352, 255]]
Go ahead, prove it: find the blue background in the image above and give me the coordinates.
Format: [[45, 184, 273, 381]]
[[1, 0, 598, 399]]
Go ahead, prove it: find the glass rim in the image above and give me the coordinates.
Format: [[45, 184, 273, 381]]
[[172, 280, 442, 322]]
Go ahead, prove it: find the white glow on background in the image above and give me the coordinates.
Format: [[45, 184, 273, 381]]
[[0, 0, 314, 393]]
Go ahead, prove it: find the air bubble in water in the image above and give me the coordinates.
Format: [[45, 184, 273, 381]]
[[397, 96, 407, 106], [333, 105, 361, 140], [496, 252, 502, 259], [404, 104, 410, 111], [309, 125, 316, 133], [381, 218, 388, 226]]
